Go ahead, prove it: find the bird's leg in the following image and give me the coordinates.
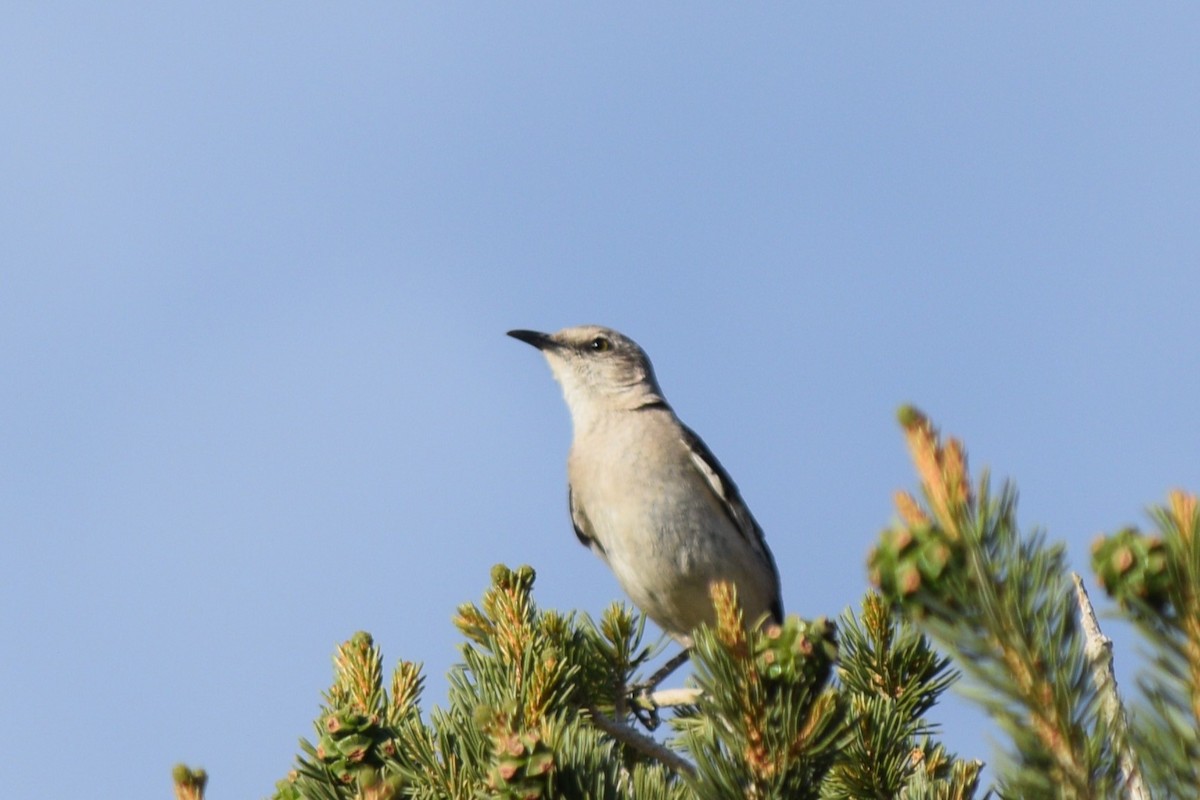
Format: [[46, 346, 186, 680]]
[[643, 648, 692, 690], [628, 649, 692, 730]]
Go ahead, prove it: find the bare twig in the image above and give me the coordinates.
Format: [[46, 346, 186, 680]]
[[587, 707, 697, 778], [1072, 572, 1149, 800], [648, 687, 703, 708]]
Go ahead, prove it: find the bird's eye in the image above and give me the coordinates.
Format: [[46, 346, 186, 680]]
[[590, 336, 611, 352]]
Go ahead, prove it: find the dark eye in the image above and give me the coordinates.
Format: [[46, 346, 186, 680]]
[[589, 336, 611, 352]]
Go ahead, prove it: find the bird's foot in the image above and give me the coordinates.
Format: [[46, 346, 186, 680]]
[[624, 649, 692, 730], [628, 684, 661, 730]]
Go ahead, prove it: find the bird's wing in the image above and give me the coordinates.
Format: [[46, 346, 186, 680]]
[[568, 485, 606, 558], [679, 423, 783, 622]]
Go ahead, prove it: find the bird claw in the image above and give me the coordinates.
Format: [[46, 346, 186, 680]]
[[628, 684, 661, 730], [622, 648, 691, 730]]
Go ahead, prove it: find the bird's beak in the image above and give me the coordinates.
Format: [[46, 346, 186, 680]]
[[507, 329, 558, 350]]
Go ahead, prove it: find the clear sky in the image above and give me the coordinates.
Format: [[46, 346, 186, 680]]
[[3, 4, 1199, 798]]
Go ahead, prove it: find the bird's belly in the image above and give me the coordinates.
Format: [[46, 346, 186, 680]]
[[583, 467, 774, 640]]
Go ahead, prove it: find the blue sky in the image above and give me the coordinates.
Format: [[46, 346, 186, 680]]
[[3, 4, 1199, 797]]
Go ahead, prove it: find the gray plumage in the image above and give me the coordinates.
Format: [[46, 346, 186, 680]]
[[508, 325, 783, 645]]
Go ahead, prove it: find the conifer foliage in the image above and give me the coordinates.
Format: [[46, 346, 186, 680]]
[[868, 407, 1120, 798], [1093, 491, 1200, 795], [173, 407, 1200, 799]]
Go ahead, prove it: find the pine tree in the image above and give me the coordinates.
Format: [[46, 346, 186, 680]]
[[174, 407, 1199, 799]]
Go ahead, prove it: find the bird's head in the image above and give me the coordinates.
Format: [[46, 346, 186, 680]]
[[508, 325, 666, 428]]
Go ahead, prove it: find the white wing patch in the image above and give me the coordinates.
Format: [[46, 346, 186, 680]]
[[682, 427, 768, 559], [680, 423, 783, 622]]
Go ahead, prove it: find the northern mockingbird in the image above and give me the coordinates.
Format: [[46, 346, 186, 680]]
[[508, 325, 783, 650]]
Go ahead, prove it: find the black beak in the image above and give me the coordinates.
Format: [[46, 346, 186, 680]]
[[507, 329, 557, 350]]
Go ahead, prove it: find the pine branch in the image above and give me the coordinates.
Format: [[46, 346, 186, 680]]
[[870, 406, 1118, 798], [824, 592, 980, 799], [171, 765, 207, 800], [673, 583, 845, 800], [586, 707, 696, 778], [1093, 490, 1200, 795]]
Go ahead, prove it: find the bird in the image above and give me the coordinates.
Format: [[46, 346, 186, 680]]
[[507, 325, 783, 653]]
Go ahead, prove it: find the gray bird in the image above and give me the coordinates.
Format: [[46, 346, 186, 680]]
[[508, 325, 783, 648]]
